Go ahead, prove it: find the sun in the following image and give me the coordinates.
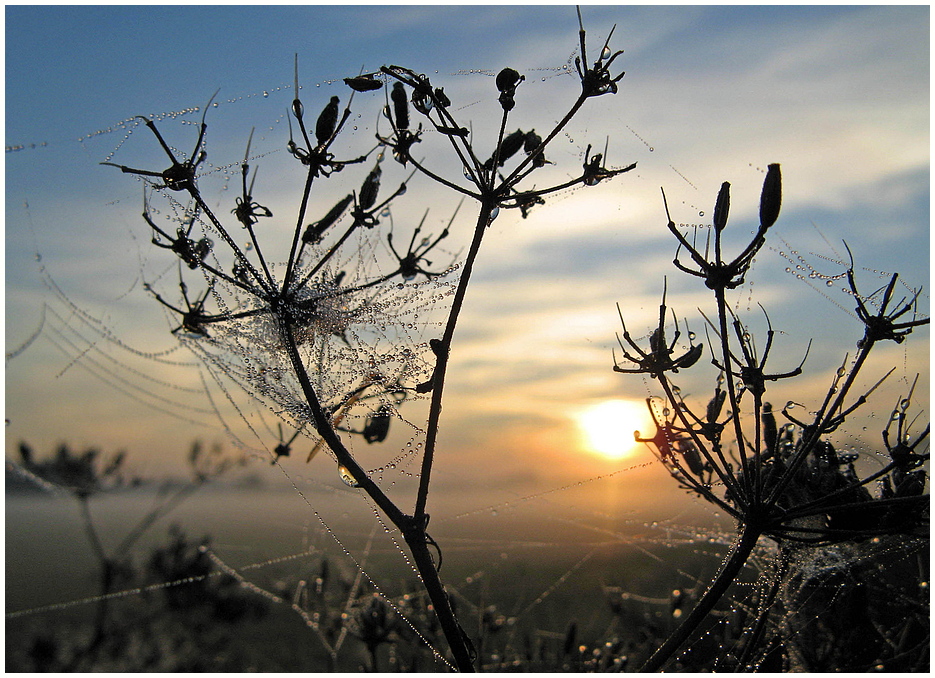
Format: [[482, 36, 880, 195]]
[[575, 399, 654, 460]]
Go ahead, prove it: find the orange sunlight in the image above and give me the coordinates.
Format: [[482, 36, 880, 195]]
[[575, 399, 655, 460]]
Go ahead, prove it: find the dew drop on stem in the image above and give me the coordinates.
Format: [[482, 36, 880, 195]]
[[339, 465, 360, 487]]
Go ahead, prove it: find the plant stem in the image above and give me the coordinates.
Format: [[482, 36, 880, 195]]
[[640, 524, 762, 672], [402, 524, 476, 671], [278, 319, 475, 671], [414, 200, 495, 520]]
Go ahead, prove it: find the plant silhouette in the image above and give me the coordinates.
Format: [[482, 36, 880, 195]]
[[101, 10, 635, 670], [615, 167, 929, 671]]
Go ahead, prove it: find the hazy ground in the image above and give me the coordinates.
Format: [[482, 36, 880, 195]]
[[7, 479, 735, 670]]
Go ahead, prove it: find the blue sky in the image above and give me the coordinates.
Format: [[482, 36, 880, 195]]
[[6, 5, 929, 512]]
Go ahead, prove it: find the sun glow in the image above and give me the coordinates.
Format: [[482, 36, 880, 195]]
[[575, 399, 654, 460]]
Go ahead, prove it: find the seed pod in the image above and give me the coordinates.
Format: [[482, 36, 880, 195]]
[[303, 193, 353, 243], [524, 130, 546, 167], [677, 342, 704, 371], [759, 163, 781, 229], [762, 402, 777, 453], [315, 96, 340, 146], [497, 129, 525, 166], [496, 68, 524, 111], [391, 82, 409, 131], [713, 181, 730, 232], [496, 68, 522, 93], [680, 440, 705, 476], [358, 163, 382, 211], [706, 389, 726, 424], [344, 75, 384, 92]]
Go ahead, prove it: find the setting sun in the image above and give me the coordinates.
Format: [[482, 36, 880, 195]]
[[575, 399, 654, 460]]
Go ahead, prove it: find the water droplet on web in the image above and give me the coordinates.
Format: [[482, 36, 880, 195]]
[[263, 91, 269, 98], [826, 280, 835, 286], [698, 211, 705, 217], [649, 147, 654, 152]]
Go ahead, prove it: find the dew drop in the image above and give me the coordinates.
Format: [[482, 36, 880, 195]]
[[338, 466, 360, 487], [263, 91, 269, 98], [649, 147, 654, 152], [698, 211, 705, 217], [826, 279, 835, 287], [601, 45, 612, 60], [488, 206, 500, 224]]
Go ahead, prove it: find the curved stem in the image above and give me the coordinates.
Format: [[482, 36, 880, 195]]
[[641, 524, 761, 672]]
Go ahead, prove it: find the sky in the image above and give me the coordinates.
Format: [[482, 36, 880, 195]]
[[5, 5, 930, 520]]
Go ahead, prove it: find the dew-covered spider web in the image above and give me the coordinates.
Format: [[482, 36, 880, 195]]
[[7, 21, 929, 672]]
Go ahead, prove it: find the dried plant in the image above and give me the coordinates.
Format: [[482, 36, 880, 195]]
[[615, 166, 929, 670], [102, 9, 634, 670], [14, 441, 243, 670]]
